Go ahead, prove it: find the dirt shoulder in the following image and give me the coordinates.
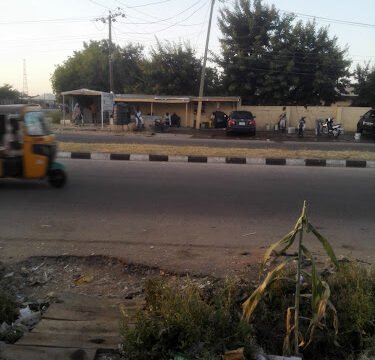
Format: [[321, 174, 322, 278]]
[[0, 254, 236, 312]]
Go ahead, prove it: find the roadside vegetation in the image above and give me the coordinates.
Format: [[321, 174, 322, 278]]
[[120, 278, 256, 360], [120, 203, 375, 360], [248, 261, 375, 360], [0, 289, 20, 343], [46, 110, 62, 124], [243, 201, 340, 357], [120, 262, 375, 359], [0, 290, 18, 325], [1, 203, 374, 359]]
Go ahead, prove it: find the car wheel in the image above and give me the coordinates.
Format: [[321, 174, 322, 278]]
[[250, 130, 256, 136]]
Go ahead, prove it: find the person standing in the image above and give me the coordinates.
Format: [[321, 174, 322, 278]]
[[278, 106, 287, 133], [72, 103, 82, 126], [164, 112, 171, 126], [89, 103, 97, 125], [135, 107, 144, 129]]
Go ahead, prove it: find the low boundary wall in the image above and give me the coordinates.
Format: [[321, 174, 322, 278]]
[[239, 106, 371, 132]]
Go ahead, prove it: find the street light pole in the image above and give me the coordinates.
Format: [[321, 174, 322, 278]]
[[195, 0, 215, 130]]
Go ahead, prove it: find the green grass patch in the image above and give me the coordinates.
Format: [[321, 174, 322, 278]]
[[120, 278, 256, 360]]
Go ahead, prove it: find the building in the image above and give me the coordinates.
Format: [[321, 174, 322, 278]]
[[113, 94, 240, 128]]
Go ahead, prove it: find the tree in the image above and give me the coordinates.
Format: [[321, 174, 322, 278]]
[[51, 40, 109, 94], [352, 63, 375, 106], [217, 0, 283, 104], [143, 40, 220, 96], [285, 21, 351, 106], [216, 0, 351, 105], [51, 41, 146, 94], [117, 43, 146, 94], [0, 84, 21, 103]]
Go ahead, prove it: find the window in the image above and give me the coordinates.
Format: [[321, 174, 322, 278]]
[[24, 112, 51, 136]]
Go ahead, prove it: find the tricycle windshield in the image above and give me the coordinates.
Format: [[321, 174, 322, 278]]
[[24, 111, 52, 136]]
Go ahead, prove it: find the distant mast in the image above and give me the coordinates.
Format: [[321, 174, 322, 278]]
[[23, 59, 29, 102]]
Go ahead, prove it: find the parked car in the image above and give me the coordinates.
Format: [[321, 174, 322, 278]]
[[226, 111, 256, 136], [357, 109, 375, 137]]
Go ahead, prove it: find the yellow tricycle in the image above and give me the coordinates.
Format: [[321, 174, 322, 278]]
[[0, 104, 67, 188]]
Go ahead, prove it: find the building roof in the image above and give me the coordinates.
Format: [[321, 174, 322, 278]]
[[114, 94, 240, 103], [61, 89, 108, 96], [61, 89, 241, 103]]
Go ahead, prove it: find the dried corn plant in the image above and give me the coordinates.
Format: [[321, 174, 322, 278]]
[[242, 201, 339, 356]]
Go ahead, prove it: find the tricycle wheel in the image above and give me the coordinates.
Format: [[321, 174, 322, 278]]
[[48, 169, 67, 188]]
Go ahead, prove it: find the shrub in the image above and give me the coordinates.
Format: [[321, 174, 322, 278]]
[[44, 110, 61, 124], [326, 262, 375, 357], [242, 201, 339, 356], [120, 277, 256, 360], [284, 262, 375, 360], [0, 290, 18, 324]]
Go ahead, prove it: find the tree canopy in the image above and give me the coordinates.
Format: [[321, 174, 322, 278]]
[[50, 0, 354, 106], [51, 40, 219, 97], [217, 0, 351, 105], [142, 40, 219, 96], [352, 63, 375, 106], [0, 84, 21, 103], [51, 40, 109, 94]]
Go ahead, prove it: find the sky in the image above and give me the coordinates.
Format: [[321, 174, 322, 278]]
[[0, 0, 374, 95]]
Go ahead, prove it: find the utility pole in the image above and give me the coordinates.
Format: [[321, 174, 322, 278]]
[[108, 11, 113, 93], [195, 0, 215, 130], [97, 8, 125, 93]]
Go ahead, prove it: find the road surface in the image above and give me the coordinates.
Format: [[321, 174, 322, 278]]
[[0, 160, 374, 276]]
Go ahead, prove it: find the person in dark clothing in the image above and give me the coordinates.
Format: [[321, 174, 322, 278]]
[[171, 112, 181, 127]]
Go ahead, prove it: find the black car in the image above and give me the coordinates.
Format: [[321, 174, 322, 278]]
[[357, 109, 375, 137], [226, 111, 256, 136]]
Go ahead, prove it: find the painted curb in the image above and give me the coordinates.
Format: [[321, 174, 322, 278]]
[[57, 152, 375, 169]]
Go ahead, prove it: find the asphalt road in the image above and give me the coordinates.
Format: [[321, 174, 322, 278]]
[[1, 160, 374, 276], [55, 130, 375, 152]]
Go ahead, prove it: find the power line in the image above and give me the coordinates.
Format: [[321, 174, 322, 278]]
[[88, 0, 111, 9], [194, 1, 212, 50], [117, 18, 206, 26], [125, 0, 172, 8], [280, 9, 375, 28], [0, 17, 93, 25], [116, 0, 204, 23], [114, 1, 207, 35]]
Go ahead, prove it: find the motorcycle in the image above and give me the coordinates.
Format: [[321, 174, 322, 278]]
[[298, 116, 306, 137], [153, 118, 169, 132], [321, 117, 344, 138]]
